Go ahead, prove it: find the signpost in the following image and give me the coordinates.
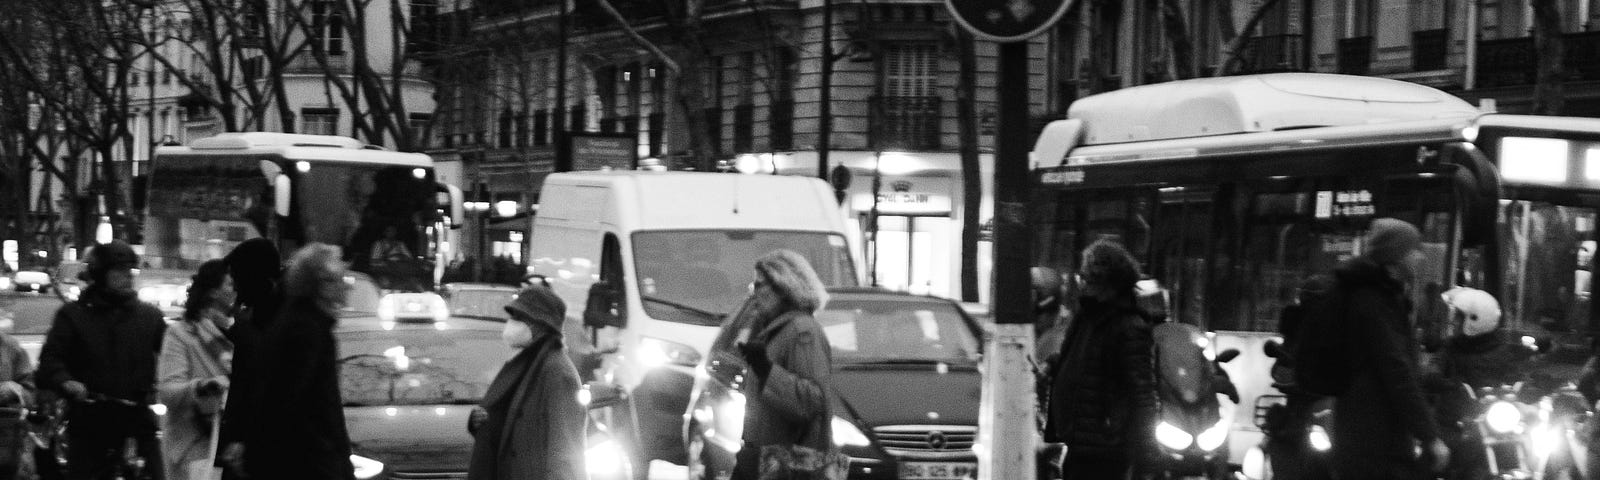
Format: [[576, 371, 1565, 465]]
[[944, 1, 1073, 479], [565, 133, 637, 171]]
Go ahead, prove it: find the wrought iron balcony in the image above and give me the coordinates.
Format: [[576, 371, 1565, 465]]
[[869, 96, 941, 151]]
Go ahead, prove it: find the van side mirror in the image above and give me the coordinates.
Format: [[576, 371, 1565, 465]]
[[273, 175, 292, 217], [1263, 340, 1286, 359], [583, 281, 625, 329], [581, 382, 625, 409], [1216, 348, 1241, 364]]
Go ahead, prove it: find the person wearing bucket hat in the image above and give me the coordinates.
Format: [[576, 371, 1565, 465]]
[[39, 240, 169, 480], [466, 284, 585, 480], [1324, 217, 1447, 479]]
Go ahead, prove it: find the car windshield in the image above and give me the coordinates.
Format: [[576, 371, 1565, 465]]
[[336, 328, 512, 406], [446, 288, 516, 320], [0, 293, 62, 335], [632, 230, 856, 324], [816, 298, 980, 365]]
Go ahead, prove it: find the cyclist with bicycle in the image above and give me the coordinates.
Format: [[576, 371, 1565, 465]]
[[38, 241, 168, 480]]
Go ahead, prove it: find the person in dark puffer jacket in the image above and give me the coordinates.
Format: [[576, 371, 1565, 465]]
[[39, 241, 169, 480], [1044, 239, 1159, 480]]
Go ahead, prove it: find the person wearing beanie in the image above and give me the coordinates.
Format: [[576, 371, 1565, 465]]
[[1327, 217, 1448, 478], [216, 238, 283, 478], [719, 249, 836, 480], [1043, 239, 1159, 479], [39, 240, 169, 480], [467, 284, 585, 480]]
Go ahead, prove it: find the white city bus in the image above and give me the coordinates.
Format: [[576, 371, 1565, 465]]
[[144, 133, 463, 295], [1031, 73, 1600, 472]]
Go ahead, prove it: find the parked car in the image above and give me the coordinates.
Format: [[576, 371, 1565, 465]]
[[438, 282, 519, 321], [10, 272, 51, 294], [685, 287, 986, 480]]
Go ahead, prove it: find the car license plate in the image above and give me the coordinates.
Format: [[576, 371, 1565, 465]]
[[898, 461, 977, 480]]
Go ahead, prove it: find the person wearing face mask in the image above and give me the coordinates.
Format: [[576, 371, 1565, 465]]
[[159, 260, 237, 480], [244, 244, 355, 480], [39, 241, 168, 480], [466, 283, 585, 480]]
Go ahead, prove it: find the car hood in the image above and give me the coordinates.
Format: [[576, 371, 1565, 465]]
[[832, 364, 981, 426], [345, 405, 475, 471]]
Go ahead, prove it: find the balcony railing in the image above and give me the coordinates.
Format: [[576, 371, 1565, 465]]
[[1478, 30, 1600, 88], [1412, 29, 1449, 71], [870, 96, 941, 151], [1238, 34, 1305, 73], [1337, 36, 1373, 75]]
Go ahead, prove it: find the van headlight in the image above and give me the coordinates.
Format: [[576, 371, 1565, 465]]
[[350, 454, 384, 479], [1155, 421, 1193, 450], [1308, 425, 1332, 451], [832, 416, 871, 447], [1487, 401, 1522, 434], [1195, 418, 1229, 451], [586, 439, 629, 476], [639, 337, 702, 367]]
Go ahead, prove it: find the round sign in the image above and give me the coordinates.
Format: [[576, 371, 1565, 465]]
[[829, 164, 853, 191], [945, 0, 1074, 43]]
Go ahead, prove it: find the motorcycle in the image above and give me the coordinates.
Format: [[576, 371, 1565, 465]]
[[1148, 321, 1239, 480], [1242, 340, 1333, 480]]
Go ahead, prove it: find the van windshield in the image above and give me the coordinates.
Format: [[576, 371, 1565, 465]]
[[632, 230, 857, 325]]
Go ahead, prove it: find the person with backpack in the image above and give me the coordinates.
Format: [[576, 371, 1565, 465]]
[[1043, 239, 1159, 479], [1299, 218, 1448, 479]]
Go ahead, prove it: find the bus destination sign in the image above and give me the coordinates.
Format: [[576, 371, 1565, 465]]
[[1315, 190, 1375, 219]]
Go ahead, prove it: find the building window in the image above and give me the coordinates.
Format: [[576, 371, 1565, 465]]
[[534, 109, 549, 146], [882, 43, 937, 97], [302, 108, 339, 135], [874, 43, 940, 151], [409, 113, 432, 148], [1341, 0, 1377, 38], [309, 0, 345, 55], [498, 109, 513, 148]]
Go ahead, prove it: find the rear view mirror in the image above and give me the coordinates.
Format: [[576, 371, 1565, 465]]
[[583, 281, 625, 329], [581, 382, 624, 409], [1216, 348, 1241, 364], [1263, 340, 1285, 359]]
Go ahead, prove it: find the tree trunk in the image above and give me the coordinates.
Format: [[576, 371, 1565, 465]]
[[1217, 0, 1283, 76], [957, 27, 981, 302], [1531, 0, 1564, 115], [1159, 0, 1195, 79]]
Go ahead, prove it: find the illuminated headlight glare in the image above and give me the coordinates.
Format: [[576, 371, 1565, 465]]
[[0, 278, 10, 290], [1242, 447, 1267, 480], [429, 295, 449, 323], [586, 439, 627, 476], [578, 385, 593, 406], [639, 337, 703, 367], [350, 454, 384, 479], [149, 404, 167, 416], [1195, 418, 1229, 451], [832, 416, 871, 447], [1532, 426, 1559, 461], [1486, 401, 1522, 434], [377, 295, 398, 321], [1155, 421, 1193, 450], [1308, 425, 1332, 451]]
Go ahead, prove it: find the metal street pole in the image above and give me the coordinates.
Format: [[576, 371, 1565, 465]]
[[554, 0, 571, 172]]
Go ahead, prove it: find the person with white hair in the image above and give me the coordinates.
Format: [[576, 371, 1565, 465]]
[[722, 249, 837, 480]]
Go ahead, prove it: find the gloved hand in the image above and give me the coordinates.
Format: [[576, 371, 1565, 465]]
[[198, 376, 230, 396], [61, 380, 87, 402], [737, 342, 772, 382], [467, 406, 488, 437]]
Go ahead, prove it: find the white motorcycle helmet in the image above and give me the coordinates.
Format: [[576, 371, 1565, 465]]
[[1442, 287, 1503, 338]]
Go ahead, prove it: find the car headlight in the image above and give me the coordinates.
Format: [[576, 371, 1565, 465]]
[[1487, 401, 1522, 434], [0, 277, 11, 290], [1195, 418, 1229, 451], [1155, 421, 1193, 450], [1308, 425, 1332, 452], [832, 416, 871, 447], [350, 454, 384, 480], [639, 337, 702, 368], [586, 439, 629, 477]]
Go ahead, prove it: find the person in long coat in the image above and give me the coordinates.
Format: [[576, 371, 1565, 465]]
[[159, 260, 235, 480], [467, 283, 585, 480], [243, 243, 355, 480], [725, 249, 835, 480], [216, 238, 282, 478]]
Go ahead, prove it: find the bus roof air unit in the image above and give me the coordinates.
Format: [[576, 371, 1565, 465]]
[[1067, 73, 1481, 146]]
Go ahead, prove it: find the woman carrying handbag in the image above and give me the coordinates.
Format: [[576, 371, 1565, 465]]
[[727, 250, 848, 480]]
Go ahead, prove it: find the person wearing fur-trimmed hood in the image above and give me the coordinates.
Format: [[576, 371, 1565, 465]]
[[724, 249, 835, 480], [466, 283, 585, 480]]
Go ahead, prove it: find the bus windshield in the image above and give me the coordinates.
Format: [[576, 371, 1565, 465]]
[[146, 155, 439, 291], [631, 230, 856, 325]]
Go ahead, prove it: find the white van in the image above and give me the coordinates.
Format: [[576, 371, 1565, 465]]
[[528, 171, 859, 476]]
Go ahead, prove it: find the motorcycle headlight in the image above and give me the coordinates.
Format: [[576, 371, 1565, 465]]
[[832, 416, 871, 447], [1308, 425, 1332, 452], [1155, 421, 1193, 450], [1486, 401, 1522, 434], [1195, 418, 1229, 451], [350, 454, 384, 480]]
